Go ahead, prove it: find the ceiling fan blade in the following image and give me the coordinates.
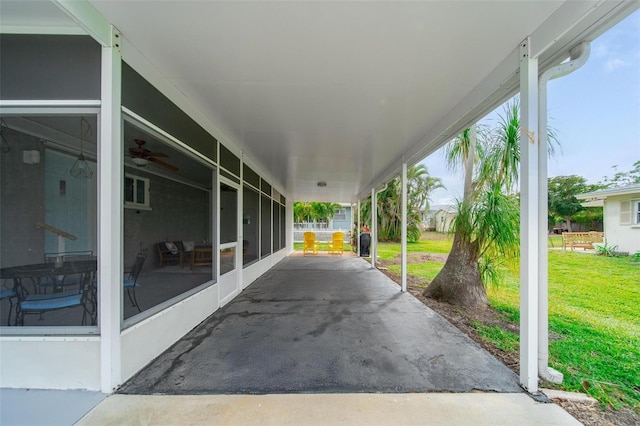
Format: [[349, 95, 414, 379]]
[[149, 157, 178, 172], [147, 152, 169, 158], [129, 147, 147, 155]]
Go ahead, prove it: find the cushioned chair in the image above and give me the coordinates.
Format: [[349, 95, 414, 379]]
[[0, 286, 17, 326], [124, 253, 146, 313], [15, 272, 95, 326], [327, 232, 345, 255], [157, 242, 183, 267], [303, 232, 319, 255], [181, 240, 195, 266]]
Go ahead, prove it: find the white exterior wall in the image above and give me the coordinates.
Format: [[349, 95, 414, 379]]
[[120, 283, 219, 382], [0, 338, 101, 390], [604, 194, 640, 254]]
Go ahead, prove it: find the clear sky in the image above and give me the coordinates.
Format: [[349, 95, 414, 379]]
[[422, 9, 640, 207]]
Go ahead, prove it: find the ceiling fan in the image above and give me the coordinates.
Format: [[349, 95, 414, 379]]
[[128, 139, 178, 172]]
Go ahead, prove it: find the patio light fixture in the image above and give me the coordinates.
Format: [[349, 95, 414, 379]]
[[69, 117, 94, 179]]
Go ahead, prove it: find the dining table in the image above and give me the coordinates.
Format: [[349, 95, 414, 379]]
[[0, 259, 97, 325], [1, 259, 97, 293]]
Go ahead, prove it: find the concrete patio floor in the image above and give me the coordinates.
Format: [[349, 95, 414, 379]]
[[119, 256, 521, 394]]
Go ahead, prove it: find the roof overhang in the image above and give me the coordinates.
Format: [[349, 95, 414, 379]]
[[581, 199, 605, 208], [1, 0, 638, 202], [578, 183, 640, 201]]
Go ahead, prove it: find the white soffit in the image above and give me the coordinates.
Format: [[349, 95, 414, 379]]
[[0, 1, 81, 34]]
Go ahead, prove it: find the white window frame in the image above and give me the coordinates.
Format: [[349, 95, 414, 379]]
[[124, 173, 151, 210], [633, 199, 640, 225]]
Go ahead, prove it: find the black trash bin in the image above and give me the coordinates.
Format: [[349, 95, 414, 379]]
[[359, 233, 371, 257]]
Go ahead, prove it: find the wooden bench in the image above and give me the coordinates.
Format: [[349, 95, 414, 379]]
[[562, 232, 604, 251]]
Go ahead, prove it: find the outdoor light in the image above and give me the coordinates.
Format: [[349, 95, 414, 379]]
[[317, 181, 327, 187], [132, 157, 149, 167], [70, 117, 94, 179]]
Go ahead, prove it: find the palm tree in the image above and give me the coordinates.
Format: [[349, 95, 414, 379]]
[[423, 100, 557, 306], [294, 201, 342, 229], [293, 202, 312, 227], [358, 165, 443, 243], [310, 202, 341, 228]]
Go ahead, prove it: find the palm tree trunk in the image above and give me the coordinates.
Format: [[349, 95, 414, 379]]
[[463, 125, 476, 200], [422, 232, 488, 306]]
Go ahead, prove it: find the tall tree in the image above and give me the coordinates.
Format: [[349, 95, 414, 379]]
[[599, 160, 640, 188], [423, 100, 557, 306], [293, 202, 312, 225], [310, 202, 340, 228], [293, 201, 340, 228], [358, 165, 443, 242], [547, 175, 590, 231]]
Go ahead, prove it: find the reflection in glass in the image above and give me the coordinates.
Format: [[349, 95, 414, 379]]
[[261, 194, 271, 258], [122, 120, 213, 321], [280, 204, 286, 251], [220, 183, 237, 244], [243, 186, 259, 266], [220, 247, 236, 275], [0, 114, 98, 327], [272, 200, 280, 252]]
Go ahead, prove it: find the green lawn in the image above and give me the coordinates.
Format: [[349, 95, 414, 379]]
[[377, 234, 454, 260], [377, 232, 640, 412], [293, 241, 351, 252]]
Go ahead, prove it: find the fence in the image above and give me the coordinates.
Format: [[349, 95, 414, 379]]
[[293, 230, 351, 243]]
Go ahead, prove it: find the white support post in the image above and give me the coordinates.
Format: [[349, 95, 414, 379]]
[[286, 201, 294, 255], [99, 25, 123, 393], [519, 37, 540, 394], [538, 69, 551, 385], [401, 162, 407, 293], [371, 187, 376, 268], [357, 200, 361, 257], [537, 42, 589, 385]]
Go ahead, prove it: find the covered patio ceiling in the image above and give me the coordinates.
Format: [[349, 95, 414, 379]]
[[1, 1, 636, 202]]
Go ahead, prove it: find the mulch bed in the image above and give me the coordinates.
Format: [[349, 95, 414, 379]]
[[377, 254, 639, 426]]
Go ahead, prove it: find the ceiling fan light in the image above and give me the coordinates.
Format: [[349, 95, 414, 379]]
[[132, 157, 149, 167]]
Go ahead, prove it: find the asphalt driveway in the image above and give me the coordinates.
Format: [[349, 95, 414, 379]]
[[119, 256, 521, 394]]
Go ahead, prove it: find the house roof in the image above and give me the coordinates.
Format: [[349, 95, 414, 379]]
[[1, 1, 637, 203], [577, 183, 640, 201]]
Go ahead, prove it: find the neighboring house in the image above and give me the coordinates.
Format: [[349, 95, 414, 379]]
[[296, 204, 352, 231], [578, 184, 640, 254], [330, 203, 352, 231], [434, 206, 457, 233]]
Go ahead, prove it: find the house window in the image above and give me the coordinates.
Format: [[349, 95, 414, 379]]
[[124, 174, 150, 209], [635, 199, 640, 224], [334, 208, 346, 221]]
